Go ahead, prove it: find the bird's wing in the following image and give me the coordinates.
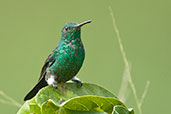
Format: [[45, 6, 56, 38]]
[[24, 52, 56, 101], [38, 52, 56, 81]]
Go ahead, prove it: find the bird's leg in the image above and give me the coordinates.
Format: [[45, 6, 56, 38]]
[[52, 82, 58, 89], [71, 77, 83, 87]]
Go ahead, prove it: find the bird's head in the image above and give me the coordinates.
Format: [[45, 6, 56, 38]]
[[61, 20, 91, 41]]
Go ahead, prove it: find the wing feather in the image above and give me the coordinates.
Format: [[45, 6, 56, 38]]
[[38, 52, 56, 80]]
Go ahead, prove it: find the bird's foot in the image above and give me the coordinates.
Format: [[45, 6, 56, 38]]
[[76, 80, 83, 87], [71, 77, 83, 87], [52, 83, 58, 89]]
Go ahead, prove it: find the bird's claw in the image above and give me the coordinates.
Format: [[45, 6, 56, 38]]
[[52, 83, 58, 89], [71, 77, 83, 88], [77, 81, 83, 87]]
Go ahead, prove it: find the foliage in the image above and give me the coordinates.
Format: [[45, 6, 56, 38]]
[[17, 83, 134, 114]]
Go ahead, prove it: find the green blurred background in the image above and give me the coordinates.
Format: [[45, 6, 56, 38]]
[[0, 0, 170, 113]]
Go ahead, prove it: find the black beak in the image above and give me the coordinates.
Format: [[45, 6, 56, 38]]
[[76, 20, 92, 28]]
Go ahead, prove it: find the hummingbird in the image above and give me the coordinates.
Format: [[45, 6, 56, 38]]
[[24, 20, 91, 101]]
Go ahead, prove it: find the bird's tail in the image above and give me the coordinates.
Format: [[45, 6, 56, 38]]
[[24, 76, 48, 101]]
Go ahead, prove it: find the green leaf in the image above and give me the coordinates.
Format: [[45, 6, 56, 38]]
[[61, 96, 126, 114], [17, 83, 133, 114], [112, 105, 134, 114], [17, 98, 36, 114], [60, 108, 108, 114], [30, 103, 41, 114], [36, 83, 116, 106]]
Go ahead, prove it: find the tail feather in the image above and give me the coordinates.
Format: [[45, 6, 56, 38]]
[[24, 76, 48, 101]]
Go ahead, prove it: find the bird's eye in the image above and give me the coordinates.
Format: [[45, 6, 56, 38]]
[[64, 27, 69, 31]]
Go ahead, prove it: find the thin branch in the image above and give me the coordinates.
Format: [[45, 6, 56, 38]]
[[139, 80, 150, 107], [118, 65, 131, 103], [0, 90, 21, 107], [109, 6, 150, 114], [0, 99, 12, 105], [109, 5, 139, 109]]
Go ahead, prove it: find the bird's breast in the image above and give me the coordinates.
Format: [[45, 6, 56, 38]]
[[50, 42, 85, 82]]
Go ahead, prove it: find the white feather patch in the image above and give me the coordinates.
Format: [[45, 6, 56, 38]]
[[47, 75, 55, 85]]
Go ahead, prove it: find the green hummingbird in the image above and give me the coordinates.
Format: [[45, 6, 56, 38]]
[[24, 20, 91, 101]]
